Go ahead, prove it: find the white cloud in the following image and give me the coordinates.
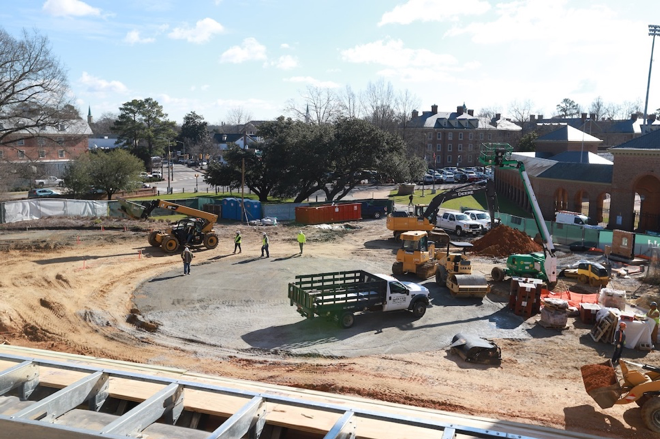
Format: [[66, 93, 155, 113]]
[[201, 84, 210, 91], [274, 55, 298, 70], [42, 0, 101, 17], [281, 43, 291, 49], [379, 0, 490, 26], [79, 72, 128, 94], [124, 30, 155, 44], [168, 18, 224, 44], [284, 77, 340, 89], [341, 39, 456, 68], [220, 38, 267, 63]]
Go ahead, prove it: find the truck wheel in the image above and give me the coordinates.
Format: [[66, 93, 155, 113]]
[[203, 233, 219, 249], [455, 227, 463, 236], [147, 231, 160, 247], [436, 265, 448, 286], [373, 212, 381, 219], [392, 262, 404, 276], [412, 301, 427, 318], [491, 267, 505, 282], [641, 396, 660, 433], [161, 236, 179, 253], [339, 312, 355, 329], [38, 182, 45, 187], [578, 274, 588, 284]]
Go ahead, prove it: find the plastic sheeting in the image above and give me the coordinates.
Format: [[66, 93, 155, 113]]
[[3, 199, 108, 223]]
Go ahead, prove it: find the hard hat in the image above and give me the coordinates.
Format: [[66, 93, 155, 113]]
[[619, 322, 627, 328], [652, 302, 658, 307], [263, 232, 266, 235]]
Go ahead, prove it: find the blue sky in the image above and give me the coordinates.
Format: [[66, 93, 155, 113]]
[[3, 0, 660, 125]]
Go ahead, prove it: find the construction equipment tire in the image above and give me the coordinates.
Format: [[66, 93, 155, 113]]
[[637, 395, 651, 408], [161, 236, 179, 253], [394, 232, 402, 241], [411, 301, 427, 318], [338, 312, 355, 329], [491, 267, 505, 282], [417, 262, 436, 279], [392, 262, 404, 276], [436, 265, 448, 286], [147, 231, 160, 247], [641, 396, 660, 433], [589, 277, 600, 287], [203, 233, 219, 249], [578, 274, 588, 284]]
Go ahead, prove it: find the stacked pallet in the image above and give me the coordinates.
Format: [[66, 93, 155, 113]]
[[590, 310, 617, 343]]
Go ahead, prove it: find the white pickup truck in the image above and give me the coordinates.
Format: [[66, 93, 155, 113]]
[[35, 176, 64, 187], [436, 211, 482, 236]]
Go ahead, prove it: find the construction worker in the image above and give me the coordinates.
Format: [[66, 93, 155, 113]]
[[612, 321, 627, 365], [181, 245, 194, 275], [297, 230, 306, 254], [261, 232, 269, 258], [648, 302, 660, 345], [233, 231, 242, 254]]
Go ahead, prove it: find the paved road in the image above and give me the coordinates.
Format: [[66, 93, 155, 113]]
[[133, 253, 532, 358]]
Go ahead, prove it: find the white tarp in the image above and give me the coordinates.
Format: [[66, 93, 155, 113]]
[[4, 199, 109, 223]]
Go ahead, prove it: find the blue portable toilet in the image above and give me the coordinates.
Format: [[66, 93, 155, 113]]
[[221, 198, 240, 220], [243, 200, 262, 221]]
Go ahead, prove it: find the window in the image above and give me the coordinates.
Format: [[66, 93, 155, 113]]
[[17, 139, 24, 146], [18, 150, 25, 159], [38, 150, 46, 158], [448, 133, 453, 140], [436, 132, 442, 140], [56, 137, 64, 145], [446, 155, 452, 163], [487, 133, 492, 140], [458, 133, 463, 140], [37, 137, 45, 146], [469, 133, 473, 140], [468, 144, 473, 151], [436, 144, 442, 151], [447, 144, 452, 151], [479, 133, 484, 140], [457, 155, 462, 163], [458, 144, 463, 151], [427, 132, 433, 140], [468, 155, 473, 162], [427, 143, 433, 150], [58, 150, 65, 158]]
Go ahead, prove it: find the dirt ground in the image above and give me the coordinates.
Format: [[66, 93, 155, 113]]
[[0, 207, 659, 438]]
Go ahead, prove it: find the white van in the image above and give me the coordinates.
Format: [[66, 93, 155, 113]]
[[555, 211, 603, 229]]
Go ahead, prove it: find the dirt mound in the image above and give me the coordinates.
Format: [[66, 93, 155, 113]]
[[471, 225, 542, 257]]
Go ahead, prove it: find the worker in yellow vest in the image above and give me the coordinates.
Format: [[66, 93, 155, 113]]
[[233, 231, 242, 254], [297, 230, 306, 254], [261, 232, 269, 258]]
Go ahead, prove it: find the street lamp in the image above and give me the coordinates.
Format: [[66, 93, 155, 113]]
[[194, 173, 199, 193], [643, 24, 660, 131], [167, 142, 171, 194]]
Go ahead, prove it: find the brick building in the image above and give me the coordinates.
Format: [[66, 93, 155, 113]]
[[407, 104, 521, 169]]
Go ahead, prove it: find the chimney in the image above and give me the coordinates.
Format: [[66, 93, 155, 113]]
[[530, 115, 536, 121], [538, 114, 543, 120], [467, 109, 474, 116], [431, 104, 438, 115], [590, 113, 596, 121], [495, 113, 501, 121], [631, 113, 638, 121], [581, 113, 587, 122], [412, 109, 419, 119], [457, 105, 464, 116]]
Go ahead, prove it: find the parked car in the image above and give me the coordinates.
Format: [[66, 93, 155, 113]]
[[28, 188, 60, 198], [464, 210, 491, 233], [443, 172, 455, 183], [151, 170, 162, 179], [436, 211, 482, 236], [454, 171, 468, 183], [139, 172, 151, 180], [34, 176, 64, 187], [464, 171, 480, 182]]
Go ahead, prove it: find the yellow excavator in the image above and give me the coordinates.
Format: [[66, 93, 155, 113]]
[[118, 198, 219, 253]]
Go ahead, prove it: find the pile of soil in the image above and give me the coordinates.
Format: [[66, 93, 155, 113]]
[[580, 363, 617, 392], [471, 225, 543, 257]]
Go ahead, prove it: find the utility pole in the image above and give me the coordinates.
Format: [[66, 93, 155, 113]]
[[643, 24, 660, 131], [241, 158, 246, 224]]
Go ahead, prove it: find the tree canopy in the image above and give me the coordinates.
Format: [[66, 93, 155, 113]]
[[555, 98, 580, 118]]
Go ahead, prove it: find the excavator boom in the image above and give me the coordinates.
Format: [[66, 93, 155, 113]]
[[118, 198, 218, 232]]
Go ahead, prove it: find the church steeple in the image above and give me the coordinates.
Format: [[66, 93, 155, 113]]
[[87, 106, 93, 124]]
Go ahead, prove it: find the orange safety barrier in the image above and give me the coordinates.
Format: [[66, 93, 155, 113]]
[[540, 289, 599, 308]]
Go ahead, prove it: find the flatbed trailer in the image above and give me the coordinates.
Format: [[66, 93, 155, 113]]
[[288, 270, 429, 328]]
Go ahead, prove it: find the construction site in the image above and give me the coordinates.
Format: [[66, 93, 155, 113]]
[[0, 145, 659, 439]]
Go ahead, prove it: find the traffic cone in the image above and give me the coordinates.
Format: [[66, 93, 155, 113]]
[[101, 225, 105, 232]]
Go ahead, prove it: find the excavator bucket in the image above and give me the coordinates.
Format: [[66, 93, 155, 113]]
[[447, 274, 490, 298], [580, 360, 622, 409], [117, 197, 147, 220]]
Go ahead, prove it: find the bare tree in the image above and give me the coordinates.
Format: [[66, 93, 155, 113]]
[[621, 99, 642, 120], [362, 79, 397, 132], [477, 106, 501, 120], [508, 99, 534, 124], [224, 107, 253, 126], [337, 85, 361, 119], [90, 112, 118, 136], [588, 96, 605, 121], [395, 88, 420, 141], [284, 86, 340, 124]]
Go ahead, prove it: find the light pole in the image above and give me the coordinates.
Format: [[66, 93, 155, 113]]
[[195, 173, 199, 193], [167, 142, 171, 194], [643, 24, 660, 131]]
